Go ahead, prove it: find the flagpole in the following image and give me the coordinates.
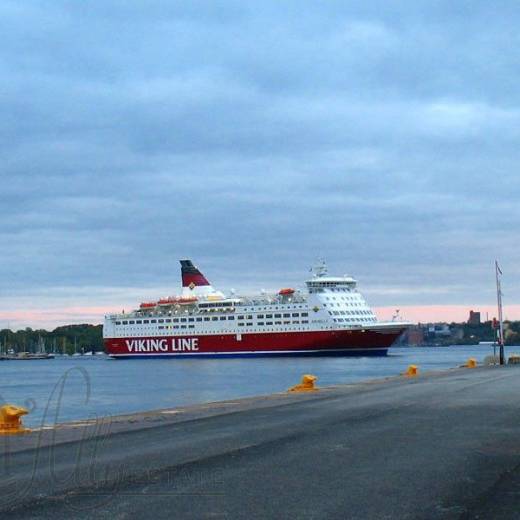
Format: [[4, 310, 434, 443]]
[[495, 260, 505, 365]]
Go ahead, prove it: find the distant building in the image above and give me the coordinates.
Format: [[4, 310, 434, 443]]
[[427, 323, 452, 337], [451, 326, 464, 341], [468, 310, 481, 325]]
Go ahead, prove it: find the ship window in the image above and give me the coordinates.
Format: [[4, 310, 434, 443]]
[[116, 321, 121, 325], [158, 319, 164, 323], [283, 313, 290, 318], [247, 315, 253, 320], [302, 320, 308, 324], [266, 321, 273, 325], [143, 320, 149, 324], [220, 317, 226, 321], [129, 321, 135, 324], [257, 314, 264, 319], [266, 314, 273, 318], [204, 317, 210, 321], [196, 317, 202, 322], [212, 317, 218, 321], [181, 325, 186, 329], [180, 318, 187, 322], [188, 318, 194, 322], [189, 325, 195, 329], [228, 316, 235, 320], [135, 320, 142, 324], [238, 323, 244, 327], [173, 318, 179, 323], [238, 315, 244, 319], [292, 313, 298, 317], [302, 312, 308, 317], [283, 321, 290, 324], [274, 314, 281, 318], [246, 322, 253, 326]]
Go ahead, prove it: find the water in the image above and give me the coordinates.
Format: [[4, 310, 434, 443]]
[[0, 346, 499, 427]]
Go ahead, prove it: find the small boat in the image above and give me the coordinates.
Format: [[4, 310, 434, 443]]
[[279, 288, 295, 296], [6, 353, 54, 360]]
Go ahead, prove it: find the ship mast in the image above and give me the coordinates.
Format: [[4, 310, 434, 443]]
[[311, 259, 328, 278], [495, 260, 505, 365]]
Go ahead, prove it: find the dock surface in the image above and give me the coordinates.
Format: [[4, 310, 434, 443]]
[[2, 365, 520, 519]]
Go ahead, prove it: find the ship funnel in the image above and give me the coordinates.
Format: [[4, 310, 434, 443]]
[[180, 259, 210, 288], [179, 260, 224, 299]]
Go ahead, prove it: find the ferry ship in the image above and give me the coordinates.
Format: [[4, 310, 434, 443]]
[[103, 260, 410, 358]]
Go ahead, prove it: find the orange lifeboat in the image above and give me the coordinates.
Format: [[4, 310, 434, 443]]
[[158, 297, 178, 306], [279, 288, 295, 296], [178, 296, 198, 305], [140, 302, 157, 309]]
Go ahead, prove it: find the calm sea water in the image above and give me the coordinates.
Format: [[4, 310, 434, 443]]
[[0, 346, 501, 427]]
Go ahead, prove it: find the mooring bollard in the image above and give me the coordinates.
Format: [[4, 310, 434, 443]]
[[403, 365, 419, 377], [508, 355, 520, 365], [0, 404, 30, 435], [288, 374, 318, 392], [466, 358, 477, 368]]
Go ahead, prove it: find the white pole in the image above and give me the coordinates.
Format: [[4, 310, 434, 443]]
[[496, 260, 505, 365]]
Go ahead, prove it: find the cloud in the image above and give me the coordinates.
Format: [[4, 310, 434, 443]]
[[1, 1, 519, 328]]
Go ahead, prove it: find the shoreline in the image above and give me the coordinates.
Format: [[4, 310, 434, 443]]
[[5, 363, 488, 452], [2, 364, 520, 518]]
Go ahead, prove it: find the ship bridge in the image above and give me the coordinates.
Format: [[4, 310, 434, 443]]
[[305, 260, 357, 293], [306, 277, 357, 293]]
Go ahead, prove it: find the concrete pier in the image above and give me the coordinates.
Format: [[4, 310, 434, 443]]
[[2, 365, 520, 519]]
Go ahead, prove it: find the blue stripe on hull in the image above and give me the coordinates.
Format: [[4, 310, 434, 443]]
[[109, 348, 389, 359]]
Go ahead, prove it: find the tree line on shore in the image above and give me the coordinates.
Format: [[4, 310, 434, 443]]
[[0, 324, 103, 355]]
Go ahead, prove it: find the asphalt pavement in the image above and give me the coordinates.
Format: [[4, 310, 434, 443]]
[[1, 365, 520, 519]]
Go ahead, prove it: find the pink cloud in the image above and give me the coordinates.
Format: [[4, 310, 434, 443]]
[[375, 305, 520, 323], [0, 306, 123, 330], [1, 304, 519, 331]]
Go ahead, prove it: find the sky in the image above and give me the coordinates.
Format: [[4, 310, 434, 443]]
[[1, 1, 519, 329]]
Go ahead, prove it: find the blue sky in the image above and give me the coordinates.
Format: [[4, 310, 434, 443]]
[[1, 1, 519, 327]]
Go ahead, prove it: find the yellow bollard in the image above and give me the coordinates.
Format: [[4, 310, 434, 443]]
[[403, 365, 418, 377], [288, 374, 318, 392], [466, 358, 477, 368], [0, 405, 30, 435]]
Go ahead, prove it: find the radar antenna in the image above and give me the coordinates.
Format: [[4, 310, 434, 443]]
[[311, 258, 328, 278], [392, 309, 401, 322]]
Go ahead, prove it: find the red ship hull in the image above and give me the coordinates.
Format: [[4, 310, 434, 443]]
[[104, 327, 405, 358]]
